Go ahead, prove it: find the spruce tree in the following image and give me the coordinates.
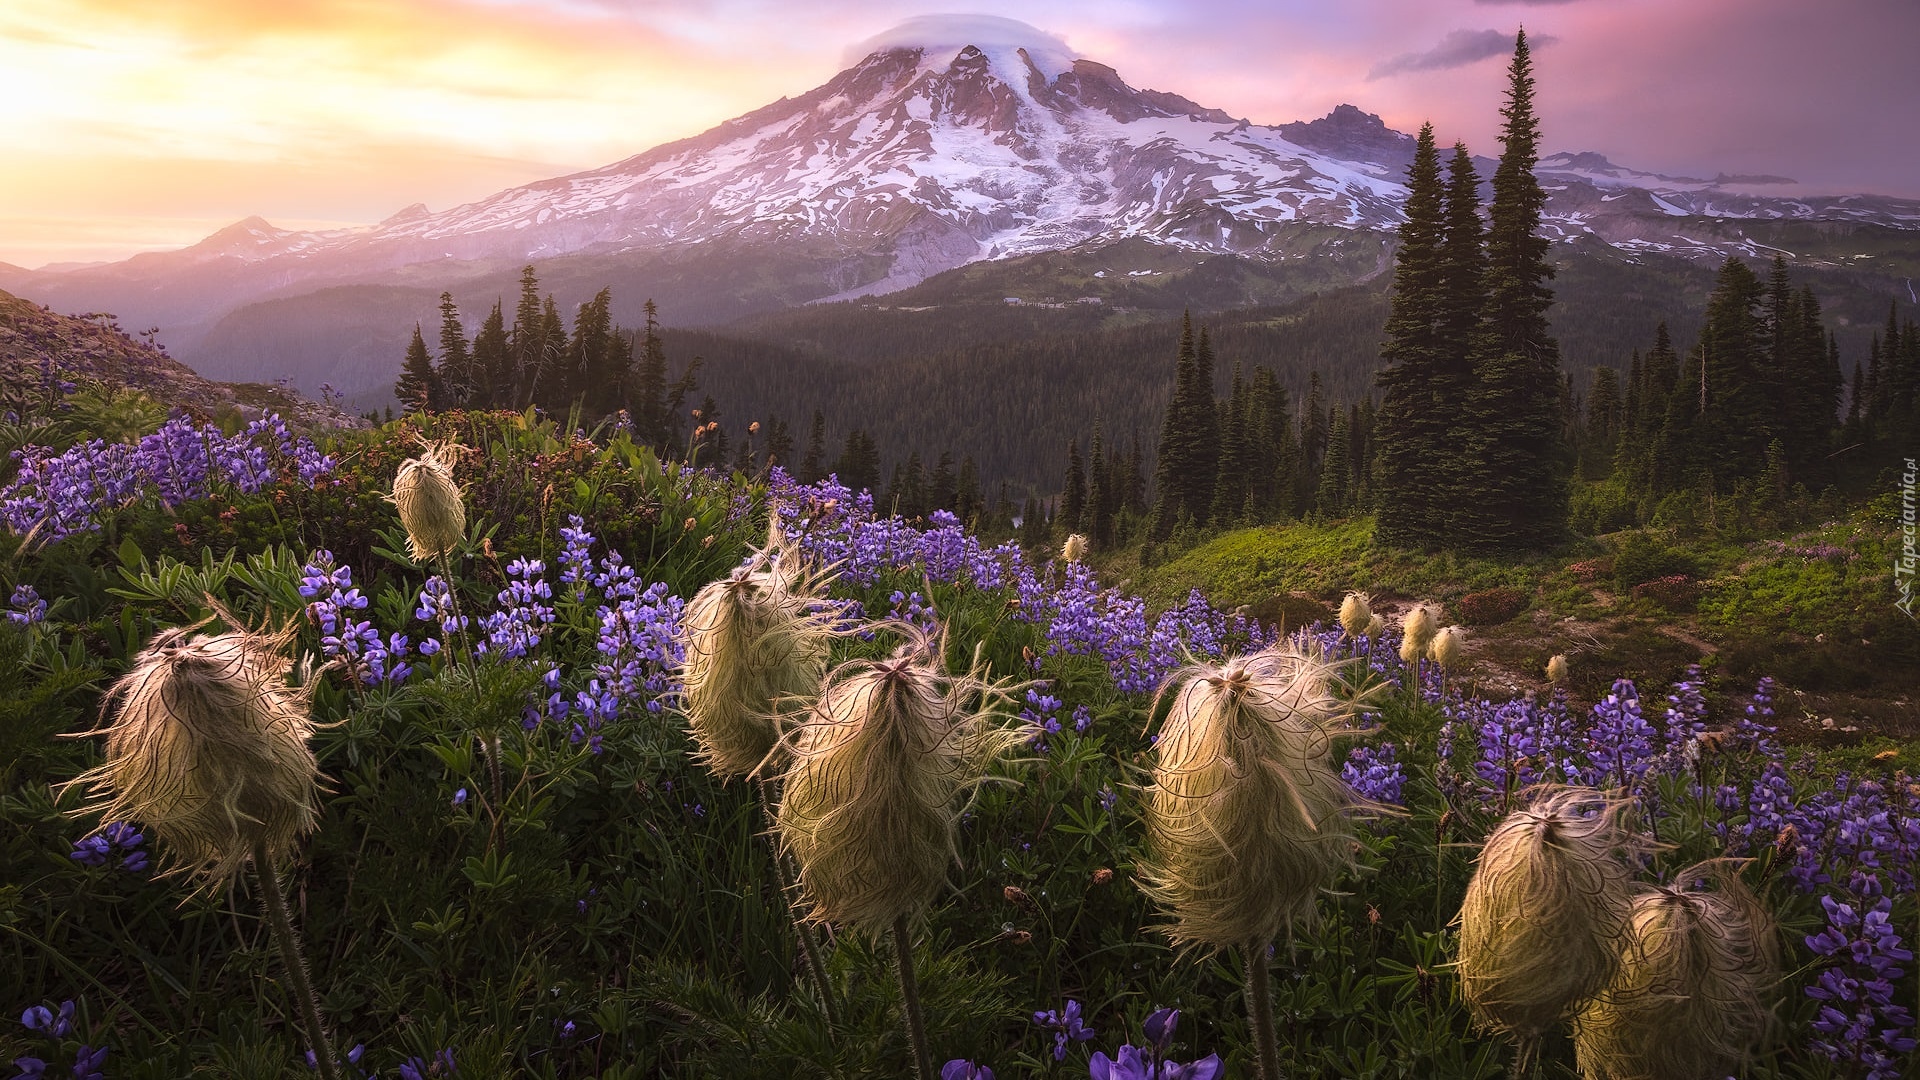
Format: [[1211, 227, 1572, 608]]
[[955, 457, 981, 522], [510, 266, 545, 407], [1189, 329, 1221, 524], [395, 323, 438, 415], [1061, 441, 1087, 534], [1374, 123, 1450, 547], [762, 417, 794, 473], [434, 292, 472, 410], [1210, 363, 1252, 525], [1315, 407, 1352, 518], [799, 410, 828, 484], [1085, 422, 1113, 547], [1456, 30, 1568, 551], [1150, 314, 1199, 538], [835, 429, 880, 494], [471, 301, 510, 410], [928, 452, 957, 513]]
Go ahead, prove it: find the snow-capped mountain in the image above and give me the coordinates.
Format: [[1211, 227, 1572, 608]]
[[9, 15, 1918, 398]]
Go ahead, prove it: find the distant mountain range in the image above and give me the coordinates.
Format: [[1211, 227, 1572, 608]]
[[3, 19, 1917, 409]]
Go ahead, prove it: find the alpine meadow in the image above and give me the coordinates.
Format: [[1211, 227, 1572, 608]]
[[4, 6, 1920, 1080]]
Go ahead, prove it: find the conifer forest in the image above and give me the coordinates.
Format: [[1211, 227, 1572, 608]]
[[4, 24, 1920, 1080]]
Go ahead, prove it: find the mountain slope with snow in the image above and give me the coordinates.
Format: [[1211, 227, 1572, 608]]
[[9, 16, 1919, 399]]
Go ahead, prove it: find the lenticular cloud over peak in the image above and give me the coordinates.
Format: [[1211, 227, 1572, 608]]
[[844, 14, 1080, 77]]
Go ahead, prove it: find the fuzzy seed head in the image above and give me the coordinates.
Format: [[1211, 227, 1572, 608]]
[[391, 443, 465, 560], [1547, 654, 1570, 684], [1138, 644, 1380, 951], [1060, 533, 1089, 564], [679, 549, 839, 780], [68, 623, 322, 890], [1338, 592, 1373, 637], [1456, 787, 1650, 1040], [1365, 613, 1385, 639], [1429, 625, 1466, 669], [1399, 605, 1437, 665], [1573, 862, 1779, 1080], [774, 628, 1023, 934]]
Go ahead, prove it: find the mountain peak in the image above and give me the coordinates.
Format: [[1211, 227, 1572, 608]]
[[1278, 104, 1415, 170], [845, 14, 1078, 79]]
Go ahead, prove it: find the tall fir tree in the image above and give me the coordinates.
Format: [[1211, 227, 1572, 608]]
[[471, 301, 511, 409], [509, 266, 546, 408], [434, 292, 472, 410], [955, 457, 981, 522], [1150, 314, 1200, 538], [762, 417, 794, 473], [1373, 123, 1448, 547], [1314, 407, 1352, 518], [394, 323, 438, 415], [1060, 440, 1088, 535], [799, 410, 828, 483], [1455, 29, 1568, 551]]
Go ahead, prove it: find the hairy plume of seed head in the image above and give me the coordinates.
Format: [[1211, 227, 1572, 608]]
[[1400, 605, 1437, 666], [1574, 861, 1779, 1080], [1547, 654, 1570, 684], [774, 626, 1024, 934], [391, 443, 465, 560], [1457, 787, 1650, 1041], [679, 544, 841, 780], [1060, 533, 1089, 564], [67, 621, 323, 891], [1338, 592, 1373, 638], [1139, 644, 1383, 952], [1429, 625, 1466, 669]]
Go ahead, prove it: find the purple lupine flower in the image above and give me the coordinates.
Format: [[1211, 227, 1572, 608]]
[[1342, 743, 1406, 805], [1588, 679, 1658, 791], [69, 1045, 105, 1080], [1032, 999, 1095, 1060], [1805, 877, 1918, 1079], [942, 1060, 994, 1080], [19, 1002, 72, 1039], [6, 584, 46, 627]]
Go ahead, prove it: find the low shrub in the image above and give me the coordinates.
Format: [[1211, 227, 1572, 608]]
[[1632, 574, 1704, 612], [1456, 586, 1529, 626]]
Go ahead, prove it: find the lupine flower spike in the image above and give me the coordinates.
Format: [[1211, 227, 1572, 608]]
[[1399, 605, 1436, 667], [1456, 787, 1650, 1057], [1338, 591, 1373, 638], [1574, 860, 1780, 1080], [391, 442, 465, 561]]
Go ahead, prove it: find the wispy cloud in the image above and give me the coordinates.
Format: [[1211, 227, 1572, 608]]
[[1367, 27, 1556, 81]]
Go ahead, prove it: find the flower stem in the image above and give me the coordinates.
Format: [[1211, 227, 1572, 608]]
[[1245, 938, 1281, 1080], [252, 841, 339, 1080], [758, 782, 839, 1032], [892, 915, 934, 1080]]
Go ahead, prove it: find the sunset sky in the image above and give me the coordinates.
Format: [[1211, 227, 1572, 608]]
[[4, 0, 1915, 269]]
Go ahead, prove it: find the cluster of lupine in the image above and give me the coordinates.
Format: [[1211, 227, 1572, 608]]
[[1340, 743, 1406, 805], [0, 412, 333, 542], [6, 584, 45, 627], [68, 821, 148, 873], [767, 471, 1264, 697], [1032, 999, 1097, 1061], [1805, 874, 1919, 1080], [300, 552, 424, 686], [1088, 1008, 1220, 1080], [13, 1001, 107, 1080], [293, 520, 684, 750]]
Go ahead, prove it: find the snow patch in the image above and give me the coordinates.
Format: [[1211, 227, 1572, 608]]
[[845, 14, 1078, 80]]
